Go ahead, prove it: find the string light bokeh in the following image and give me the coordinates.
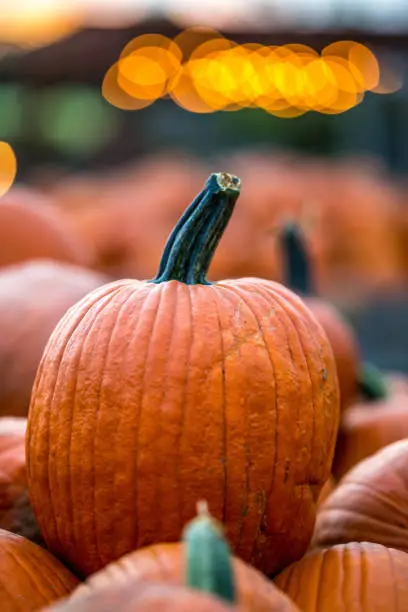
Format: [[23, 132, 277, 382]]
[[102, 30, 403, 116]]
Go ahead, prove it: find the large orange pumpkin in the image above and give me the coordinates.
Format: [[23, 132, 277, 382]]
[[280, 223, 359, 410], [274, 541, 408, 611], [27, 172, 340, 578], [68, 502, 299, 612], [313, 439, 408, 552], [332, 365, 408, 480], [0, 417, 42, 543], [0, 188, 93, 269], [0, 529, 79, 611], [0, 260, 106, 417]]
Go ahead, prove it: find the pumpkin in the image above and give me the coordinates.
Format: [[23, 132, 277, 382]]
[[280, 222, 359, 410], [316, 476, 335, 507], [27, 172, 340, 578], [332, 364, 408, 480], [0, 260, 106, 417], [0, 417, 43, 543], [0, 188, 93, 269], [313, 439, 408, 553], [274, 541, 408, 611], [66, 502, 299, 612], [42, 582, 242, 612], [0, 529, 79, 611]]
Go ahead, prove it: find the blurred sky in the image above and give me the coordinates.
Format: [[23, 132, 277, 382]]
[[1, 0, 408, 30]]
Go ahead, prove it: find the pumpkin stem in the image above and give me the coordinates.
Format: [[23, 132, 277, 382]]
[[183, 500, 236, 605], [151, 173, 241, 285], [358, 362, 388, 401], [280, 221, 315, 295]]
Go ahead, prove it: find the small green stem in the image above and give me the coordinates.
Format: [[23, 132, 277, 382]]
[[183, 501, 236, 605], [151, 173, 241, 285], [358, 362, 388, 401], [280, 221, 315, 295]]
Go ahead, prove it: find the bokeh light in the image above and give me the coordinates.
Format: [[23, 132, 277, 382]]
[[0, 142, 17, 197], [102, 31, 403, 117]]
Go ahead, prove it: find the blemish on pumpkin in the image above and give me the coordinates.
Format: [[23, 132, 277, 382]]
[[284, 459, 290, 484], [254, 490, 266, 515], [321, 368, 327, 382]]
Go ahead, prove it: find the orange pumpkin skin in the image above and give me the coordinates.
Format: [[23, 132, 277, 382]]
[[0, 190, 93, 268], [0, 529, 79, 612], [0, 260, 106, 417], [304, 299, 359, 411], [0, 417, 42, 543], [43, 581, 245, 612], [70, 542, 298, 612], [313, 439, 408, 552], [27, 174, 340, 578], [274, 542, 408, 611], [332, 394, 408, 480]]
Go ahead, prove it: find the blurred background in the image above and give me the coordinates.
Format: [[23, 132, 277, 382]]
[[0, 0, 407, 375]]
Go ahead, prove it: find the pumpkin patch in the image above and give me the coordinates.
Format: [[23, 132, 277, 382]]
[[0, 155, 403, 611]]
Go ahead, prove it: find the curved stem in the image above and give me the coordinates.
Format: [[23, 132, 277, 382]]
[[183, 501, 236, 605], [358, 362, 388, 401], [280, 221, 315, 296], [151, 173, 241, 285]]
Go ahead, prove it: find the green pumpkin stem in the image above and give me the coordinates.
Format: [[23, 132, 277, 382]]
[[151, 172, 241, 285], [280, 221, 315, 295], [358, 362, 388, 401], [183, 500, 236, 605]]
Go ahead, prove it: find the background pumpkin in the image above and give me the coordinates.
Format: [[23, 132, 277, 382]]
[[274, 541, 408, 611], [0, 260, 106, 417], [53, 155, 207, 280], [313, 439, 408, 553], [279, 222, 360, 411], [332, 365, 408, 480], [0, 529, 79, 612], [0, 188, 93, 269], [27, 172, 340, 578], [0, 416, 42, 543]]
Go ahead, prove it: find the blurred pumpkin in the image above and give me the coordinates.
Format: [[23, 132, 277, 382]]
[[332, 363, 408, 480], [0, 187, 94, 269], [0, 260, 106, 417], [43, 582, 243, 612], [0, 416, 42, 543], [27, 172, 339, 578], [314, 167, 404, 301], [313, 439, 408, 553], [280, 222, 359, 411], [275, 541, 408, 611], [61, 502, 299, 612], [55, 154, 207, 279], [0, 529, 79, 611]]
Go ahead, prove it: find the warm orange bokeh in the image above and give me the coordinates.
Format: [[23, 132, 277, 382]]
[[102, 32, 402, 115], [0, 142, 17, 197]]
